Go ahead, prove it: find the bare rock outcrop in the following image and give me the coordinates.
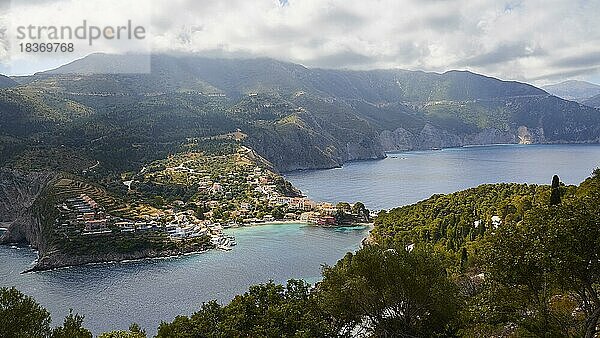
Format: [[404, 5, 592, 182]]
[[0, 169, 56, 251]]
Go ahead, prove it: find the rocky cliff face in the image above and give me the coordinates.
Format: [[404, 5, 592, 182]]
[[345, 141, 386, 162], [0, 169, 56, 251], [266, 123, 544, 168], [262, 141, 386, 172], [246, 113, 387, 172], [517, 126, 546, 144], [378, 124, 553, 151], [281, 139, 386, 171]]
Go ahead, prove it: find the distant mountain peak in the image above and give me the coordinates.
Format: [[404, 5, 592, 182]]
[[542, 80, 600, 101], [0, 74, 18, 88], [582, 93, 600, 109]]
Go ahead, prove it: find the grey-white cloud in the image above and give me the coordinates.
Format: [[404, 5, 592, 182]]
[[2, 0, 600, 84], [460, 42, 546, 68], [551, 51, 600, 69]]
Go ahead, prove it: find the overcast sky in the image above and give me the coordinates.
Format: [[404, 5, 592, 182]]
[[1, 0, 599, 85]]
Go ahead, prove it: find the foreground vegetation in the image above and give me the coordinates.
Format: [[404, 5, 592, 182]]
[[2, 171, 599, 337]]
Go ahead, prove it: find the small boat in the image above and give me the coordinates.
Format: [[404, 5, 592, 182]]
[[225, 235, 237, 246]]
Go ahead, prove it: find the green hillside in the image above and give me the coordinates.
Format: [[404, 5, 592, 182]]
[[1, 54, 599, 174]]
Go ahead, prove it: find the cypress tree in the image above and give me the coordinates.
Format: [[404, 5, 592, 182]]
[[460, 247, 468, 269], [550, 175, 561, 205]]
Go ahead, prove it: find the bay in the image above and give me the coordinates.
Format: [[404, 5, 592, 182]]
[[0, 223, 369, 335]]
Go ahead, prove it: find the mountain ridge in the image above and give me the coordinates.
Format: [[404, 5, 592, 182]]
[[583, 93, 600, 109], [39, 53, 546, 101], [0, 75, 17, 88], [1, 53, 599, 173], [542, 80, 600, 102]]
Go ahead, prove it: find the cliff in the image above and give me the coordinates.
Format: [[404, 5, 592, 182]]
[[0, 169, 56, 252], [243, 109, 386, 172], [377, 125, 548, 151]]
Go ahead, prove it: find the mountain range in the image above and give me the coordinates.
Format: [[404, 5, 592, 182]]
[[583, 94, 600, 109], [542, 80, 600, 102], [1, 53, 599, 173], [0, 75, 17, 88]]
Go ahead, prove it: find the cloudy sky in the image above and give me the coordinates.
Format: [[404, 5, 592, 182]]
[[1, 0, 599, 85]]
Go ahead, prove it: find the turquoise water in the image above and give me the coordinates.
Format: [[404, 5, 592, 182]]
[[2, 144, 600, 334], [286, 144, 600, 210], [0, 223, 369, 335]]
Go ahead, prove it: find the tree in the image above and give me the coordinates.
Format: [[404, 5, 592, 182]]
[[351, 202, 370, 221], [98, 323, 146, 338], [334, 209, 347, 225], [157, 301, 224, 338], [271, 206, 285, 220], [157, 280, 334, 338], [51, 310, 92, 338], [318, 244, 460, 337], [481, 215, 563, 336], [460, 247, 468, 269], [549, 177, 600, 338], [335, 202, 351, 212], [550, 174, 561, 205], [222, 280, 333, 337], [0, 287, 51, 338], [194, 204, 207, 220], [483, 177, 600, 338]]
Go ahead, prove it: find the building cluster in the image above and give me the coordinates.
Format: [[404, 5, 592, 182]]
[[473, 215, 503, 231], [138, 148, 342, 225], [56, 193, 235, 250], [223, 166, 342, 225], [57, 194, 110, 234]]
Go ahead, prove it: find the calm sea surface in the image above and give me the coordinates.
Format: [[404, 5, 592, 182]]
[[0, 224, 368, 335], [1, 144, 600, 334], [286, 144, 600, 210]]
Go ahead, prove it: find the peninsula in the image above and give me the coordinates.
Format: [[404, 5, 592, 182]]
[[0, 142, 370, 271]]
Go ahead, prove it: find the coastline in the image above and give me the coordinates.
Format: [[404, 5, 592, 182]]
[[231, 220, 373, 230], [229, 219, 372, 228], [17, 220, 372, 273], [282, 142, 600, 174], [10, 143, 599, 274], [230, 220, 309, 228], [22, 245, 214, 273]]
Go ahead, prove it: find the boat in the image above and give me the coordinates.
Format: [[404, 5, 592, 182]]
[[211, 234, 236, 250], [224, 234, 237, 246]]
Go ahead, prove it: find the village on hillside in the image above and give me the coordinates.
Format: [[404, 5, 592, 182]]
[[53, 146, 371, 251]]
